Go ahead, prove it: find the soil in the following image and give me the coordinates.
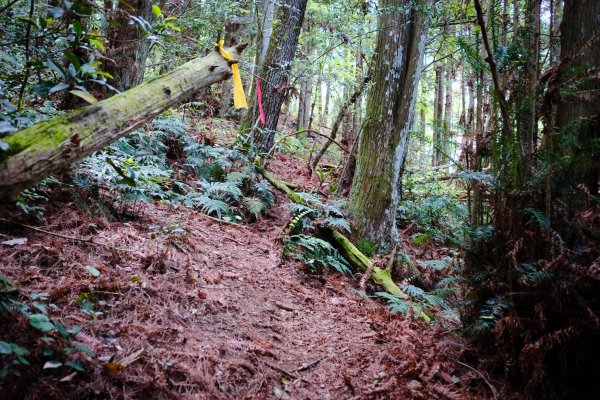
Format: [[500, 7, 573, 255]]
[[0, 155, 508, 400]]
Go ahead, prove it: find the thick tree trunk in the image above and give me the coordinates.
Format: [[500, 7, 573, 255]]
[[105, 0, 156, 92], [347, 0, 431, 251], [240, 0, 308, 152], [0, 46, 246, 200], [553, 0, 600, 196]]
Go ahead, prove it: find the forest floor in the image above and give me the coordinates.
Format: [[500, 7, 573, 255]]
[[0, 123, 511, 399]]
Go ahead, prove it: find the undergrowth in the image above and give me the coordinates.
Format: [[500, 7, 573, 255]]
[[19, 113, 275, 223]]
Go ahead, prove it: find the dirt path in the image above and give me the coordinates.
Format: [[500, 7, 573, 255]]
[[0, 163, 498, 399]]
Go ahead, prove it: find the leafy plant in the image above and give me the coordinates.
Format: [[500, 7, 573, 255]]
[[285, 234, 351, 275], [0, 273, 92, 378]]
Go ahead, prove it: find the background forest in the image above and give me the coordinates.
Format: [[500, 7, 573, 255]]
[[0, 0, 598, 399]]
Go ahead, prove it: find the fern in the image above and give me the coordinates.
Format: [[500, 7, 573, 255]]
[[323, 217, 351, 232], [198, 181, 243, 201], [253, 182, 275, 206], [196, 196, 230, 219], [376, 292, 409, 315], [522, 208, 550, 230], [289, 234, 351, 275], [241, 197, 264, 218]]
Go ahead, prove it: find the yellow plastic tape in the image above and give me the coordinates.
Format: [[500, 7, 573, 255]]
[[216, 40, 247, 109]]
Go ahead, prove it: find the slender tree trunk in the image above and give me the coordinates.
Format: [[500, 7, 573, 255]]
[[322, 80, 331, 126], [312, 76, 370, 171], [348, 0, 431, 251], [240, 0, 308, 152], [432, 64, 445, 166], [443, 63, 454, 170], [352, 49, 364, 137]]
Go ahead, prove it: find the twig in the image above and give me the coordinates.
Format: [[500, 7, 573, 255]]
[[200, 214, 249, 229], [0, 218, 132, 252], [265, 362, 311, 385], [294, 356, 326, 372], [457, 361, 498, 400]]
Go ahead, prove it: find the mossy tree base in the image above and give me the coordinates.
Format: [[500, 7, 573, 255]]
[[258, 166, 422, 309]]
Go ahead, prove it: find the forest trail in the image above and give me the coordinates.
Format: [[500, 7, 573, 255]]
[[0, 154, 493, 400]]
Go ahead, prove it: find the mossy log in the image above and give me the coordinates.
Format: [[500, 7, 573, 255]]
[[258, 166, 410, 301], [0, 45, 246, 201]]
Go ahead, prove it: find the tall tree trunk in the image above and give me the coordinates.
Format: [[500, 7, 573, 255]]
[[240, 0, 308, 152], [105, 0, 156, 92], [352, 48, 364, 137], [322, 80, 331, 126], [348, 0, 431, 251], [553, 0, 600, 196], [296, 77, 313, 130], [443, 62, 454, 170], [432, 64, 445, 166]]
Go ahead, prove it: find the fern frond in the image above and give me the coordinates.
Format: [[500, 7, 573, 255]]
[[253, 182, 275, 206], [241, 197, 265, 218], [198, 181, 243, 201], [323, 217, 351, 233], [197, 196, 230, 219], [376, 292, 409, 315]]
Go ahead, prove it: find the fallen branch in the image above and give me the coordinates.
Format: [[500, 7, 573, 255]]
[[0, 44, 246, 200], [0, 218, 132, 252]]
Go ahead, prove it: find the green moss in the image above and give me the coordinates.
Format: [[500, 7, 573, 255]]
[[356, 239, 377, 257]]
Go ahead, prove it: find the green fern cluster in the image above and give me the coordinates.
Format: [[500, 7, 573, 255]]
[[72, 114, 275, 222], [284, 234, 351, 275], [282, 192, 353, 276], [285, 192, 351, 233]]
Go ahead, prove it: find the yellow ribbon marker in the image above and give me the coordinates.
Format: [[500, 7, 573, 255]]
[[216, 40, 247, 109]]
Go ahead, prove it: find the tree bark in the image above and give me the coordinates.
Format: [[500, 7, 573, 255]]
[[552, 0, 600, 196], [347, 0, 431, 251], [432, 64, 445, 166], [239, 0, 308, 152], [0, 46, 246, 200], [105, 0, 156, 92]]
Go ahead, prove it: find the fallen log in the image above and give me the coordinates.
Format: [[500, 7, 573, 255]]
[[258, 165, 428, 313], [0, 44, 246, 201]]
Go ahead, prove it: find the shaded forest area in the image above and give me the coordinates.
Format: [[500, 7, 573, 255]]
[[0, 0, 598, 399]]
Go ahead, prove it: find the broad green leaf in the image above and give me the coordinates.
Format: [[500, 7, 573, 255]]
[[70, 90, 98, 105], [65, 361, 84, 372], [0, 341, 12, 354], [29, 313, 55, 332], [152, 5, 162, 18]]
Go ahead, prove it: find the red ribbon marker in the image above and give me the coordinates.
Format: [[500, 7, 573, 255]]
[[256, 78, 266, 125]]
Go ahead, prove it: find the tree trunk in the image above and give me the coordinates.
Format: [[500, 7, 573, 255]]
[[0, 46, 246, 200], [105, 0, 156, 92], [432, 64, 445, 166], [239, 0, 308, 152], [297, 77, 313, 130], [347, 0, 431, 251], [553, 0, 600, 196], [311, 76, 371, 171], [322, 80, 331, 126], [443, 62, 454, 170]]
